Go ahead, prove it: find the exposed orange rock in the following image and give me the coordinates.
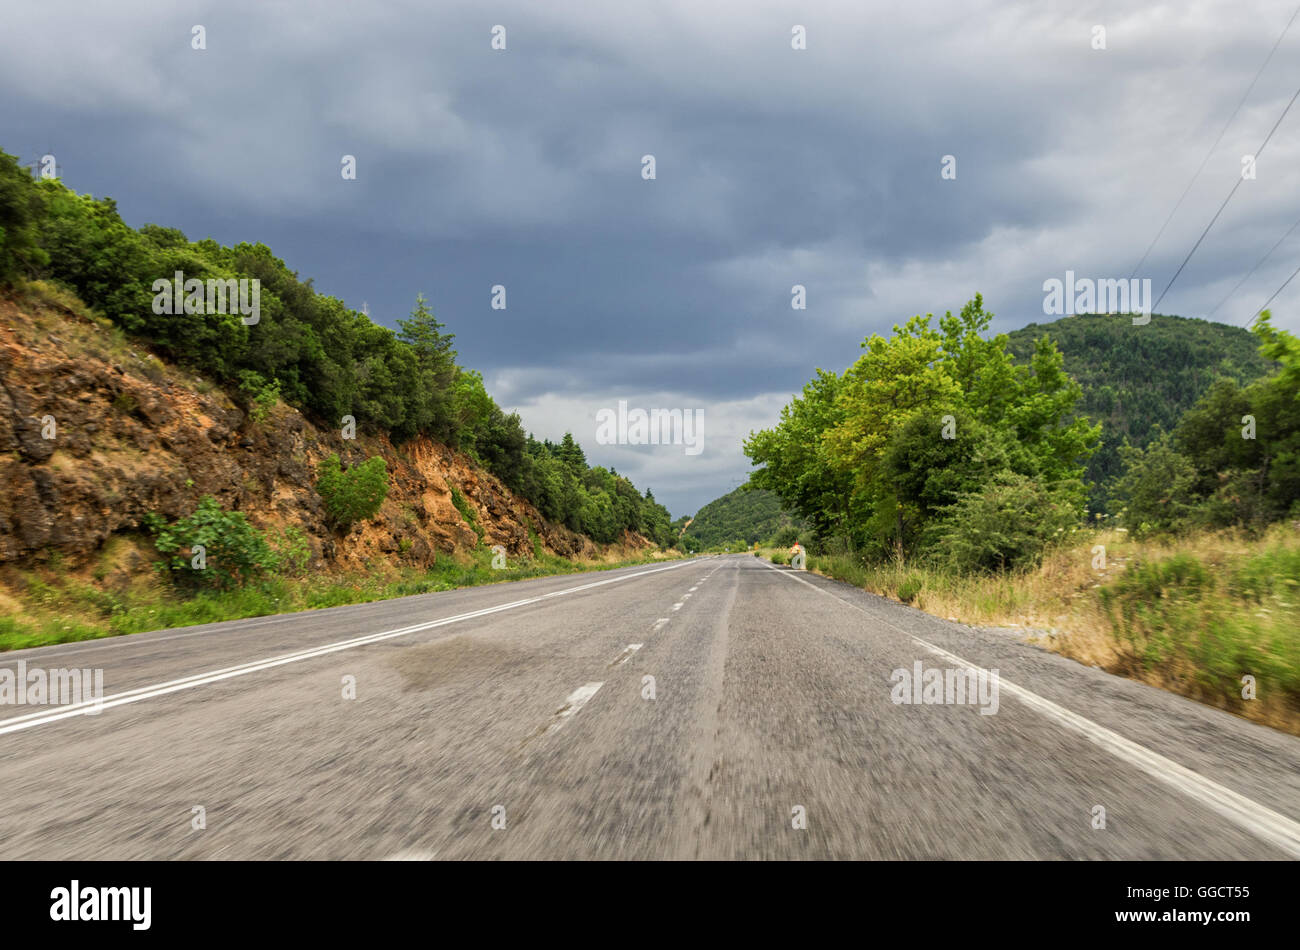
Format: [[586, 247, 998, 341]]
[[0, 290, 642, 573]]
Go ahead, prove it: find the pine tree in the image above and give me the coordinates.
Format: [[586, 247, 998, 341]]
[[397, 293, 456, 363]]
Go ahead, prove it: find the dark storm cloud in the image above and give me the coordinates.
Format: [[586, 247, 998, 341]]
[[3, 0, 1299, 515]]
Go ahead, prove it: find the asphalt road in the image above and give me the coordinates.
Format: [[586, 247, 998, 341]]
[[1, 553, 1297, 859]]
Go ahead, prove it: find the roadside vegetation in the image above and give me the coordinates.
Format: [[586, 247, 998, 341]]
[[757, 522, 1300, 734], [0, 146, 694, 650], [745, 294, 1300, 731], [678, 486, 807, 552], [0, 537, 684, 653], [0, 148, 679, 548]]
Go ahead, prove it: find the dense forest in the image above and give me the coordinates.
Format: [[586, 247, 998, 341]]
[[746, 294, 1300, 571], [679, 486, 807, 551], [1005, 313, 1275, 511], [0, 149, 676, 548]]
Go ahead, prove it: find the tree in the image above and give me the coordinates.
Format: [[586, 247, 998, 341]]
[[745, 369, 853, 542], [1165, 311, 1300, 528], [396, 294, 458, 441], [557, 432, 587, 473], [0, 150, 48, 282], [1004, 311, 1273, 512], [746, 295, 1098, 564], [397, 292, 456, 363], [1, 165, 674, 551], [1113, 430, 1198, 535]]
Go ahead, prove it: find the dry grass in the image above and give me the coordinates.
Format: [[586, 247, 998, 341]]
[[762, 522, 1300, 734]]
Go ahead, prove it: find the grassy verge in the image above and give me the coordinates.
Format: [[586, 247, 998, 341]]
[[757, 521, 1300, 734], [0, 545, 683, 653]]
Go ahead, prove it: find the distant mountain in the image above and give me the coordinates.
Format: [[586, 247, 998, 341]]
[[682, 486, 806, 549], [1005, 313, 1275, 510]]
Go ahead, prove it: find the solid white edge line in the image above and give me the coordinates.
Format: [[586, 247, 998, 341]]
[[0, 559, 700, 736], [758, 558, 1300, 859]]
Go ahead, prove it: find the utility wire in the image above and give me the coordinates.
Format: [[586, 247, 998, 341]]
[[1152, 80, 1300, 313], [1247, 255, 1300, 326], [1131, 3, 1300, 281], [1206, 213, 1300, 319]]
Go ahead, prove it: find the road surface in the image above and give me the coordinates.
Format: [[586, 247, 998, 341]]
[[1, 554, 1297, 859]]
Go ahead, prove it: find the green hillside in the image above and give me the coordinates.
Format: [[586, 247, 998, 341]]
[[0, 148, 677, 548], [1006, 313, 1275, 510], [682, 486, 806, 550]]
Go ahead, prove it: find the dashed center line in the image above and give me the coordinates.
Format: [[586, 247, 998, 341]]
[[0, 558, 701, 737], [653, 618, 670, 631], [544, 682, 604, 736], [382, 849, 439, 860], [610, 644, 643, 667]]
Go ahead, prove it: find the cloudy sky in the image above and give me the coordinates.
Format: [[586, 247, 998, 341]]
[[4, 0, 1300, 516]]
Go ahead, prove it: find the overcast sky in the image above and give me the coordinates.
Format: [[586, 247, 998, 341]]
[[4, 0, 1300, 516]]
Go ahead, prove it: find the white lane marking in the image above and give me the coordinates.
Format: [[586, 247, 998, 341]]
[[759, 559, 1300, 859], [0, 613, 310, 664], [671, 602, 683, 611], [653, 618, 670, 631], [0, 559, 701, 737], [544, 682, 603, 735], [682, 593, 691, 599], [0, 560, 701, 666], [382, 849, 439, 860], [612, 644, 644, 666], [689, 587, 698, 592]]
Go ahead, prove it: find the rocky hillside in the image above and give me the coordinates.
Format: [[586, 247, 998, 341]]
[[0, 284, 632, 582]]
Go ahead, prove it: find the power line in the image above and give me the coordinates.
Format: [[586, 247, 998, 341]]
[[1247, 255, 1300, 326], [1131, 2, 1300, 281], [1152, 79, 1300, 313], [1206, 212, 1300, 319]]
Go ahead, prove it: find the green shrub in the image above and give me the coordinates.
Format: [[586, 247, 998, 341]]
[[316, 454, 389, 529], [449, 486, 484, 541], [22, 279, 84, 314], [268, 524, 312, 575], [238, 370, 281, 424], [112, 391, 139, 415], [935, 473, 1081, 573], [153, 496, 276, 590], [772, 525, 800, 548], [897, 574, 924, 603], [1100, 547, 1300, 706]]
